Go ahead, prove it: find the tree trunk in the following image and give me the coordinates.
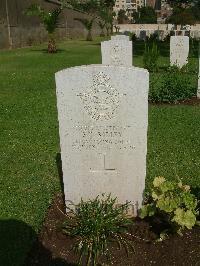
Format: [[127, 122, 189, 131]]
[[86, 30, 93, 41], [48, 34, 57, 53], [100, 28, 105, 37], [5, 0, 12, 49]]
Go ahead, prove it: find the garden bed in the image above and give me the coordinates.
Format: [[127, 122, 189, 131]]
[[27, 193, 200, 266]]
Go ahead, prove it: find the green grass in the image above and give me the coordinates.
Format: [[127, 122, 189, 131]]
[[0, 38, 199, 265]]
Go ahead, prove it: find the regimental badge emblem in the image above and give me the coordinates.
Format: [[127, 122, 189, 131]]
[[77, 72, 120, 121]]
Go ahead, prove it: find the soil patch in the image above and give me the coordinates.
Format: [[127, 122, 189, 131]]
[[26, 194, 200, 266], [150, 97, 200, 106]]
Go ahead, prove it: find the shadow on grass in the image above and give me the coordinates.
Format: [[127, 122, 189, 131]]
[[30, 48, 67, 54], [0, 219, 75, 266]]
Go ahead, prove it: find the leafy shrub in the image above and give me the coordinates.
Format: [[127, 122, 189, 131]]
[[130, 32, 137, 42], [143, 42, 159, 72], [62, 195, 134, 265], [149, 68, 196, 103], [140, 177, 199, 236]]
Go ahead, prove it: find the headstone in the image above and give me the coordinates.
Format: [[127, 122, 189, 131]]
[[170, 36, 189, 68], [101, 40, 132, 66], [197, 44, 200, 99], [55, 65, 149, 215], [185, 31, 190, 37], [111, 35, 130, 41], [139, 30, 146, 41]]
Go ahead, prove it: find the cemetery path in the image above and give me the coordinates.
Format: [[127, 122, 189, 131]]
[[27, 193, 200, 266]]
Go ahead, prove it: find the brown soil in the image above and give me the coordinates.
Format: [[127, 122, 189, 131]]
[[26, 193, 200, 266], [150, 97, 200, 106]]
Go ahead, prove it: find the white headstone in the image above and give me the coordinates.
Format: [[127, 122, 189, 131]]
[[111, 35, 130, 41], [197, 43, 200, 99], [101, 40, 132, 66], [170, 36, 189, 68], [55, 65, 149, 215]]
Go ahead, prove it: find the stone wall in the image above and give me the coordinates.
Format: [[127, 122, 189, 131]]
[[0, 0, 101, 49]]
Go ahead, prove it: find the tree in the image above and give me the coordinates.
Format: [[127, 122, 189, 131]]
[[74, 17, 95, 40], [97, 20, 106, 37], [166, 0, 196, 7], [166, 6, 197, 25], [25, 4, 62, 53], [46, 0, 116, 37], [133, 6, 157, 24], [117, 9, 128, 24]]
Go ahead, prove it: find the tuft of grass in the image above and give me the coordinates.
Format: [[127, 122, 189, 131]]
[[62, 194, 134, 266]]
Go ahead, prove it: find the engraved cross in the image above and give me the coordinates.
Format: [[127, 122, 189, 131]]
[[90, 154, 116, 173]]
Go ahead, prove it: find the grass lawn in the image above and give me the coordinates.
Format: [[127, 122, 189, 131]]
[[0, 38, 200, 265]]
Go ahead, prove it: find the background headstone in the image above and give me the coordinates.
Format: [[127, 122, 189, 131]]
[[55, 65, 149, 215], [139, 30, 146, 41], [111, 35, 130, 41], [170, 36, 189, 68], [101, 40, 132, 66]]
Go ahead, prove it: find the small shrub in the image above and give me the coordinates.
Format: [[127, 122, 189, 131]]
[[62, 195, 134, 265], [149, 69, 196, 103], [130, 32, 137, 42], [143, 42, 159, 72], [140, 177, 199, 237]]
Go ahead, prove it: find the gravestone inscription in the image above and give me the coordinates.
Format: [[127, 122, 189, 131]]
[[55, 65, 149, 215], [101, 40, 132, 66]]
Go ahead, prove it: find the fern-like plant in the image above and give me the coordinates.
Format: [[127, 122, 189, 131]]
[[25, 4, 62, 53], [143, 41, 159, 72], [62, 194, 134, 265]]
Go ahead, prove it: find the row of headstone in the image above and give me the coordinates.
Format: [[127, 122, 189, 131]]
[[55, 35, 149, 215]]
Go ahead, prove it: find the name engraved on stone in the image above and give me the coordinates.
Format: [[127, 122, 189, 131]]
[[72, 125, 135, 150], [111, 44, 125, 65]]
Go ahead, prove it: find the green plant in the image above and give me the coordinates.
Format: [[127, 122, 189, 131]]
[[62, 195, 134, 265], [140, 177, 199, 236], [143, 42, 159, 72], [149, 69, 196, 103], [25, 4, 62, 53]]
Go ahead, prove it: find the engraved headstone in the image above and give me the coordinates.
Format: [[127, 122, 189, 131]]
[[101, 40, 132, 66], [111, 35, 130, 41], [139, 30, 146, 41], [55, 65, 149, 215], [170, 36, 189, 68]]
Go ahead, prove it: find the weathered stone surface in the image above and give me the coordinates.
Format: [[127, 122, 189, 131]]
[[111, 35, 130, 41], [170, 36, 189, 68], [55, 65, 149, 215], [101, 40, 132, 66]]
